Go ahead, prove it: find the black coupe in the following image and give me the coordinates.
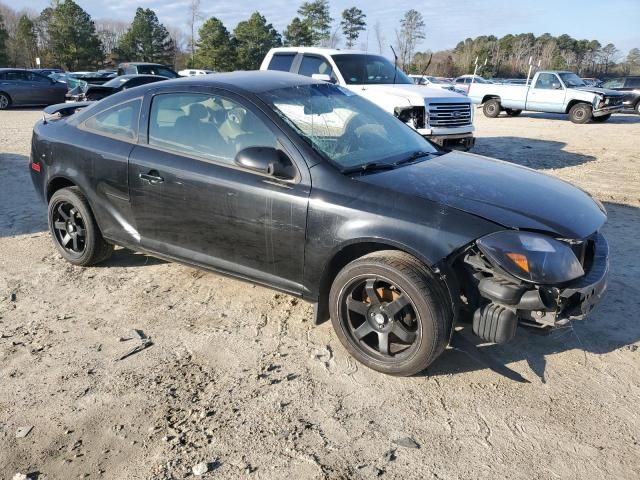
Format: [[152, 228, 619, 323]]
[[30, 71, 609, 376]]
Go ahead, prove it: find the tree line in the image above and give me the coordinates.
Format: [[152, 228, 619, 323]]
[[1, 0, 638, 78]]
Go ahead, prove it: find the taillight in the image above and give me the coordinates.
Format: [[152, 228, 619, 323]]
[[31, 162, 41, 173]]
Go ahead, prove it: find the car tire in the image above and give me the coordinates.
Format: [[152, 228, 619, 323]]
[[635, 101, 640, 115], [592, 114, 611, 123], [0, 92, 11, 110], [483, 99, 501, 118], [569, 103, 592, 124], [329, 250, 452, 376], [48, 187, 113, 266], [505, 109, 522, 117]]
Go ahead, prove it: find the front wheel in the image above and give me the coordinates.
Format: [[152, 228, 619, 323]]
[[569, 103, 593, 124], [48, 187, 113, 266], [329, 251, 452, 376], [483, 99, 501, 118], [592, 114, 611, 123]]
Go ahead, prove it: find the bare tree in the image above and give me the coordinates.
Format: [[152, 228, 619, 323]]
[[187, 0, 203, 66], [395, 10, 425, 70], [95, 19, 129, 61], [373, 21, 384, 55]]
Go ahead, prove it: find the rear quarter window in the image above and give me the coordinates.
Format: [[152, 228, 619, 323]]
[[82, 99, 142, 142], [268, 54, 296, 72], [626, 78, 640, 88]]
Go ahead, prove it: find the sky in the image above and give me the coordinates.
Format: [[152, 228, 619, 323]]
[[14, 0, 640, 57]]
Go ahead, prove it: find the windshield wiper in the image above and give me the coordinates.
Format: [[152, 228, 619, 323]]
[[342, 162, 396, 175], [393, 150, 442, 166]]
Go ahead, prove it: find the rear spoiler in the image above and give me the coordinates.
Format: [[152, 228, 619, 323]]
[[43, 101, 93, 121]]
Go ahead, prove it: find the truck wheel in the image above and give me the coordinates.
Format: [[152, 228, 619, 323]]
[[569, 103, 592, 124], [483, 99, 501, 118], [329, 251, 452, 376], [592, 114, 611, 123], [48, 187, 113, 266], [505, 109, 522, 117]]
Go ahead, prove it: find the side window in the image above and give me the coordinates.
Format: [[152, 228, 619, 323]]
[[268, 53, 296, 72], [602, 78, 624, 89], [299, 55, 335, 80], [626, 78, 640, 88], [148, 93, 277, 166], [30, 73, 51, 83], [5, 71, 28, 81], [83, 99, 141, 141], [535, 73, 560, 90]]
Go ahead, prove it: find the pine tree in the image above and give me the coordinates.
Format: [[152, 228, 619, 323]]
[[115, 8, 175, 64], [283, 17, 313, 47], [297, 0, 333, 46], [233, 12, 281, 70], [0, 12, 8, 67], [46, 0, 104, 70], [195, 17, 236, 71], [340, 7, 366, 49]]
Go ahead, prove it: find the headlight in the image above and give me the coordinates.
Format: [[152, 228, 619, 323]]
[[477, 231, 584, 284]]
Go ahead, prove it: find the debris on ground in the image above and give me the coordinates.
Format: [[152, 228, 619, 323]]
[[392, 437, 420, 449], [15, 425, 33, 438], [117, 329, 153, 361], [12, 473, 28, 480], [192, 461, 210, 476]]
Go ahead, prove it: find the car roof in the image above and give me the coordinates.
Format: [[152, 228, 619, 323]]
[[268, 47, 373, 57], [156, 70, 322, 94]]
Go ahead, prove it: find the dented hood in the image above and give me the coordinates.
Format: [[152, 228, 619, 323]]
[[574, 86, 624, 97], [349, 83, 469, 106], [357, 151, 606, 239]]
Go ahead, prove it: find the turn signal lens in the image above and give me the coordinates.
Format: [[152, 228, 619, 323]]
[[506, 252, 529, 272]]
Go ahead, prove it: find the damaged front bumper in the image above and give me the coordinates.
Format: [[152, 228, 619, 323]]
[[464, 233, 609, 343]]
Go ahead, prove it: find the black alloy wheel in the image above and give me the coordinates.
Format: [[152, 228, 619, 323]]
[[341, 276, 420, 359], [329, 251, 452, 376], [51, 200, 87, 256], [48, 187, 113, 266]]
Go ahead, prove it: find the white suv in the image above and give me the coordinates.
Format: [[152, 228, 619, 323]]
[[260, 47, 475, 150]]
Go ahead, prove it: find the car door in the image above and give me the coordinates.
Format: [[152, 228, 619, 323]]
[[0, 70, 30, 105], [128, 88, 311, 293], [28, 71, 63, 105], [526, 73, 566, 112]]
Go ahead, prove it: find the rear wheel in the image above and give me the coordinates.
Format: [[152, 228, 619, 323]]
[[569, 103, 592, 124], [0, 93, 10, 110], [483, 99, 501, 118], [505, 109, 522, 117], [592, 114, 611, 123], [329, 251, 452, 376], [48, 187, 113, 266]]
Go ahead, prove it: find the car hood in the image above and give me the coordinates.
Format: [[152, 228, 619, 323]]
[[350, 83, 469, 105], [574, 86, 624, 97], [356, 151, 606, 239]]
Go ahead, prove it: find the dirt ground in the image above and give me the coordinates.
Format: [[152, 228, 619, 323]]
[[1, 108, 639, 480]]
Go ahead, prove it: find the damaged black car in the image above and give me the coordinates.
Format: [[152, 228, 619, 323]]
[[29, 71, 609, 376]]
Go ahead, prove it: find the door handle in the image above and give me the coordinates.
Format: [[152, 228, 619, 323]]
[[139, 171, 164, 185]]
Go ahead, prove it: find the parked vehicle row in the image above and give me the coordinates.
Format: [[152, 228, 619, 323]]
[[601, 76, 640, 114], [30, 71, 609, 376], [0, 68, 68, 109], [468, 71, 625, 123], [261, 47, 476, 150], [66, 74, 166, 102], [408, 75, 467, 95]]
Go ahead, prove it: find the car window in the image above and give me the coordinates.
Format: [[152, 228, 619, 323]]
[[2, 71, 28, 81], [268, 53, 295, 72], [602, 78, 624, 89], [299, 55, 336, 81], [534, 73, 561, 90], [626, 78, 640, 88], [136, 65, 178, 78], [83, 99, 141, 141], [148, 93, 277, 166]]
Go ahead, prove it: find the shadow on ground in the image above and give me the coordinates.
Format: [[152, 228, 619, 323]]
[[473, 136, 596, 169], [424, 201, 640, 383]]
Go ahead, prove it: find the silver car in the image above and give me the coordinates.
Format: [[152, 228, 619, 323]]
[[0, 68, 68, 109]]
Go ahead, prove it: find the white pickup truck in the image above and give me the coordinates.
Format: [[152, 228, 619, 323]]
[[468, 70, 625, 123], [260, 47, 475, 150]]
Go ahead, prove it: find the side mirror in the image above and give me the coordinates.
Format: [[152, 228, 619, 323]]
[[311, 73, 336, 84], [234, 146, 295, 180]]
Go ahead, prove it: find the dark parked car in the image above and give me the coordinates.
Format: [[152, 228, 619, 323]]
[[601, 76, 640, 114], [30, 72, 609, 376], [117, 62, 179, 78], [66, 74, 167, 101], [0, 68, 68, 109]]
